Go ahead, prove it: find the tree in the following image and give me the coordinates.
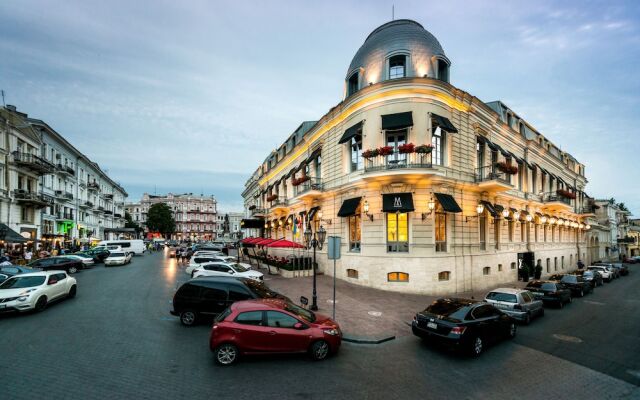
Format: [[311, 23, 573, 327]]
[[124, 212, 144, 238], [608, 198, 616, 205], [618, 202, 629, 212], [146, 203, 176, 237]]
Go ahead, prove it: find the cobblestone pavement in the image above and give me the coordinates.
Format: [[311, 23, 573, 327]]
[[1, 251, 638, 400]]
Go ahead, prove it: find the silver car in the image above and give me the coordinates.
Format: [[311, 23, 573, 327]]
[[485, 288, 544, 325]]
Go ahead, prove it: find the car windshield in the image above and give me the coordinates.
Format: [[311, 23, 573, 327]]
[[425, 300, 471, 321], [0, 275, 46, 289], [284, 302, 316, 323], [561, 275, 577, 283], [110, 253, 125, 257], [583, 271, 594, 278], [232, 263, 249, 272]]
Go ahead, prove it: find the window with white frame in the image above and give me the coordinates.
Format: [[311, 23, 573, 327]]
[[350, 134, 363, 171], [389, 55, 406, 79], [432, 127, 444, 166]]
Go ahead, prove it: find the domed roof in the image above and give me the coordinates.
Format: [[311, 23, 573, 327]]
[[347, 19, 447, 82]]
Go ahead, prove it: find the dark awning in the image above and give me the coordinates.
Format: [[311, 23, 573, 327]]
[[382, 112, 413, 130], [431, 114, 459, 133], [382, 193, 415, 213], [337, 197, 362, 217], [240, 219, 264, 229], [0, 224, 27, 243], [509, 152, 523, 164], [477, 135, 487, 144], [308, 207, 320, 221], [338, 121, 363, 144], [434, 193, 462, 213], [494, 204, 505, 215], [307, 147, 322, 161], [480, 200, 498, 217], [500, 148, 510, 158]]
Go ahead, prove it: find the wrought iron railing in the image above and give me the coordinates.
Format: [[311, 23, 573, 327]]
[[542, 192, 572, 206], [364, 151, 435, 172], [293, 177, 323, 196], [270, 197, 288, 208], [475, 164, 511, 184], [12, 151, 56, 173]]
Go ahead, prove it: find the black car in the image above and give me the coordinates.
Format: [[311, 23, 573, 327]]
[[411, 298, 516, 357], [525, 280, 572, 308], [27, 257, 83, 274], [0, 265, 41, 275], [75, 249, 110, 263], [549, 274, 593, 297], [573, 270, 603, 288], [171, 277, 290, 326]]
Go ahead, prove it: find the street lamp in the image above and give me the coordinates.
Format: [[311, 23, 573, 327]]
[[304, 224, 326, 311]]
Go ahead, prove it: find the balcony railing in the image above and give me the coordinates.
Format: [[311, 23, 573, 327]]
[[542, 192, 573, 206], [475, 165, 512, 185], [114, 213, 122, 218], [363, 151, 435, 173], [88, 182, 100, 191], [81, 201, 94, 208], [269, 197, 288, 208], [54, 190, 74, 200], [56, 212, 74, 220], [293, 177, 323, 197], [12, 151, 56, 175], [251, 208, 266, 216], [103, 193, 114, 200], [13, 190, 54, 207], [56, 164, 75, 176]]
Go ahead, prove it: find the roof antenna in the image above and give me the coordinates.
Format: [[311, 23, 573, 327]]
[[1, 90, 5, 107], [392, 5, 395, 20]]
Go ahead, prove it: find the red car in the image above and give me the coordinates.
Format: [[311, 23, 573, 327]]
[[209, 299, 342, 365]]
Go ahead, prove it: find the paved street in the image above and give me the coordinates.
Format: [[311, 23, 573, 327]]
[[1, 251, 639, 400]]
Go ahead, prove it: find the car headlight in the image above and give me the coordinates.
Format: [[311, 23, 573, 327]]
[[323, 328, 340, 336], [17, 296, 28, 302]]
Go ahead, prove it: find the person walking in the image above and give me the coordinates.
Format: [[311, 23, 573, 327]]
[[24, 249, 33, 263]]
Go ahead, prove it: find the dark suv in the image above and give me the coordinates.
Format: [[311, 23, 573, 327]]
[[171, 277, 290, 326], [549, 274, 592, 297], [27, 257, 83, 274]]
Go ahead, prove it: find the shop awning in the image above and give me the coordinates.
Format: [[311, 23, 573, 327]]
[[308, 207, 320, 221], [494, 204, 505, 215], [382, 112, 413, 130], [338, 121, 363, 144], [241, 219, 264, 229], [253, 238, 277, 246], [266, 239, 306, 249], [382, 193, 415, 213], [480, 200, 498, 217], [431, 113, 458, 133], [434, 193, 462, 213], [487, 141, 499, 151], [508, 152, 523, 164], [337, 197, 362, 217], [0, 224, 27, 243]]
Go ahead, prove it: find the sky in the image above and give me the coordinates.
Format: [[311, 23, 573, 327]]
[[1, 0, 639, 214]]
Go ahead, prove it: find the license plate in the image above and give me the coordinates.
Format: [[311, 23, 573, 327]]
[[427, 322, 438, 329]]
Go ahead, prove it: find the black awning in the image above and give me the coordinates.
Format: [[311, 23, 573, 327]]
[[494, 204, 505, 215], [500, 148, 510, 158], [480, 200, 498, 217], [477, 135, 487, 144], [431, 114, 459, 133], [338, 121, 363, 144], [0, 224, 27, 243], [487, 141, 499, 151], [382, 193, 415, 213], [241, 219, 264, 229], [337, 197, 362, 217], [307, 147, 322, 161], [509, 152, 523, 164], [308, 207, 320, 221], [382, 112, 413, 130], [434, 193, 462, 213]]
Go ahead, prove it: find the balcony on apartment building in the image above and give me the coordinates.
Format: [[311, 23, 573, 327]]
[[248, 205, 266, 217], [56, 211, 74, 221], [541, 190, 574, 212], [13, 190, 54, 208], [56, 163, 75, 176], [114, 213, 122, 218], [80, 200, 94, 209], [267, 196, 289, 212], [87, 181, 100, 192], [292, 176, 324, 199], [363, 150, 436, 176], [475, 165, 513, 192], [12, 151, 56, 175], [102, 193, 114, 200], [54, 190, 74, 201], [94, 205, 105, 213]]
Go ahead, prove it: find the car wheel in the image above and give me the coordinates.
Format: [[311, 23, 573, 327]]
[[470, 336, 484, 357], [35, 296, 47, 312], [215, 343, 238, 366], [180, 310, 197, 326], [68, 285, 77, 299], [68, 265, 78, 274], [310, 340, 330, 361]]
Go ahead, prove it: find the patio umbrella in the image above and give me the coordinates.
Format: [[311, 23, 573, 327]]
[[266, 239, 305, 249], [240, 237, 255, 244], [253, 238, 277, 246]]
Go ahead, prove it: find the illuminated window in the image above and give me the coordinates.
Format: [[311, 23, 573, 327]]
[[508, 220, 514, 242], [348, 204, 361, 252], [387, 212, 408, 252], [438, 271, 450, 281], [435, 208, 447, 252], [479, 212, 486, 250], [347, 269, 358, 279], [389, 55, 406, 79], [388, 272, 409, 282]]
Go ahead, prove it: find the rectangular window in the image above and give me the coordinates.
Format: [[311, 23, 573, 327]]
[[315, 155, 322, 179], [531, 168, 537, 194], [544, 225, 548, 242], [386, 129, 407, 166], [435, 211, 447, 252], [432, 128, 444, 166], [348, 212, 361, 252], [351, 135, 362, 171], [508, 220, 514, 242], [551, 226, 555, 242], [476, 138, 485, 171], [347, 72, 359, 96], [387, 212, 408, 252], [479, 214, 486, 250], [389, 55, 406, 79]]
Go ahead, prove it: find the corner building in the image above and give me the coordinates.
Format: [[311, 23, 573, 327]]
[[242, 20, 594, 295]]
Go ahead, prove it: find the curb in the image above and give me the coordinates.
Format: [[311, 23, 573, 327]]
[[342, 335, 396, 345]]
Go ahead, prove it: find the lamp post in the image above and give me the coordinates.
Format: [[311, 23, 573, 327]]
[[304, 224, 326, 311]]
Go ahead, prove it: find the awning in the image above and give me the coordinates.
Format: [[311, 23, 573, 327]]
[[509, 152, 523, 164], [266, 239, 305, 249], [431, 113, 458, 133], [494, 204, 505, 215], [382, 193, 415, 213], [0, 224, 27, 243], [480, 200, 498, 217], [308, 207, 320, 221], [337, 197, 362, 217], [477, 135, 487, 144], [487, 141, 499, 151], [500, 148, 510, 158], [253, 238, 276, 246], [434, 193, 462, 213], [307, 147, 322, 161], [338, 121, 363, 144], [382, 112, 413, 130], [241, 219, 264, 229]]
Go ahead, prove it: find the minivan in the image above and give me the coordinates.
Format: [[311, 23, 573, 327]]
[[171, 277, 290, 326], [96, 240, 146, 256]]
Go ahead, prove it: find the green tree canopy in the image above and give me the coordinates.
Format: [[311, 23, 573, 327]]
[[146, 203, 176, 236], [124, 212, 144, 235]]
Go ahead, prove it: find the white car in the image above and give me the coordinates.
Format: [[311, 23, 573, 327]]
[[587, 266, 613, 282], [191, 250, 223, 257], [192, 262, 263, 281], [94, 245, 123, 253], [104, 252, 132, 267], [0, 271, 77, 313], [60, 254, 94, 267], [186, 255, 236, 275]]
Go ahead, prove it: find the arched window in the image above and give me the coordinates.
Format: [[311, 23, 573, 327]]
[[347, 72, 359, 97], [438, 271, 450, 281], [347, 269, 358, 279], [387, 272, 409, 282]]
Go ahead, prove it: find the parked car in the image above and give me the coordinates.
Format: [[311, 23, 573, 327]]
[[192, 262, 263, 281], [573, 270, 603, 288], [0, 271, 16, 283], [96, 240, 146, 256], [104, 252, 132, 267], [484, 288, 544, 325], [186, 255, 242, 275], [0, 265, 41, 275], [411, 298, 516, 356], [0, 271, 76, 313], [27, 257, 83, 274], [93, 245, 123, 254], [75, 249, 110, 263], [587, 266, 613, 282], [171, 277, 290, 326], [209, 299, 341, 365], [611, 263, 629, 276], [548, 274, 593, 297], [594, 263, 619, 279], [59, 254, 94, 268], [525, 280, 572, 308]]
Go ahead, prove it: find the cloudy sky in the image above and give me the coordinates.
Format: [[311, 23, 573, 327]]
[[1, 0, 639, 213]]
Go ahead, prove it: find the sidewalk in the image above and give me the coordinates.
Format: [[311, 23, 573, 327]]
[[261, 269, 529, 343]]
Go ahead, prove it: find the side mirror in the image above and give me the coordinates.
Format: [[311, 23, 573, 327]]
[[293, 322, 306, 330], [228, 270, 235, 274]]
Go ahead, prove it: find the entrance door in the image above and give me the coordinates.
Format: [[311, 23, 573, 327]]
[[386, 129, 407, 167], [517, 252, 535, 280]]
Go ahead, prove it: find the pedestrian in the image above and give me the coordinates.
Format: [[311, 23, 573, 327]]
[[577, 259, 585, 270], [182, 248, 190, 264], [24, 249, 33, 263], [175, 247, 182, 263]]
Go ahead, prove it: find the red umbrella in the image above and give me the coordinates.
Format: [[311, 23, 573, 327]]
[[253, 238, 277, 246], [266, 239, 306, 249], [240, 237, 255, 244]]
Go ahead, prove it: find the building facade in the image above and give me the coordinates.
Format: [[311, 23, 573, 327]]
[[242, 20, 597, 295], [126, 193, 217, 240], [216, 211, 244, 239]]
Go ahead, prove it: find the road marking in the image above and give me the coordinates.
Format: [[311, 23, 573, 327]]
[[552, 334, 583, 343], [583, 300, 605, 305], [368, 311, 382, 317]]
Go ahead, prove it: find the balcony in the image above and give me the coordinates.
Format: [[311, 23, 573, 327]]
[[56, 163, 75, 176], [54, 190, 74, 201], [88, 182, 100, 192], [474, 165, 513, 192], [268, 197, 289, 212], [94, 206, 105, 214], [79, 181, 87, 189], [250, 207, 266, 217], [102, 193, 114, 200], [13, 190, 54, 208], [363, 151, 437, 176], [292, 177, 324, 199], [12, 151, 56, 175], [541, 191, 573, 212], [103, 210, 113, 215], [618, 236, 636, 244], [56, 212, 74, 221], [80, 201, 94, 209], [114, 213, 122, 218]]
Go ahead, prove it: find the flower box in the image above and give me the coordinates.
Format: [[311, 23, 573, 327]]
[[495, 161, 518, 175], [556, 189, 576, 199], [377, 146, 394, 156], [415, 144, 434, 154], [398, 143, 415, 154], [362, 149, 379, 158], [291, 176, 310, 186]]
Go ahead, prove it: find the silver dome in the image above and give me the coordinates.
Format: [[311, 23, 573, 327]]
[[347, 19, 448, 85]]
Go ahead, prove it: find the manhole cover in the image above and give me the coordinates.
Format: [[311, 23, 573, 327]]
[[552, 334, 583, 343], [326, 299, 338, 304], [368, 311, 382, 317]]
